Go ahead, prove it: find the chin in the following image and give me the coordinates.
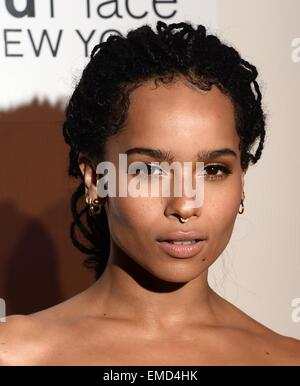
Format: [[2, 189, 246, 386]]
[[148, 262, 206, 284]]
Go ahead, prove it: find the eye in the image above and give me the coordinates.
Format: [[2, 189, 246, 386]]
[[131, 163, 166, 177], [143, 163, 166, 177], [203, 164, 233, 181]]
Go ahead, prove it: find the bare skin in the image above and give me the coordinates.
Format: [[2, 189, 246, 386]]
[[1, 76, 300, 366], [1, 284, 300, 366]]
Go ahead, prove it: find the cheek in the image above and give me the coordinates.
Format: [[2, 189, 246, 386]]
[[106, 196, 160, 236], [205, 183, 242, 246]]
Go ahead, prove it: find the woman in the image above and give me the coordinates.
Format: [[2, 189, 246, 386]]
[[1, 20, 300, 366]]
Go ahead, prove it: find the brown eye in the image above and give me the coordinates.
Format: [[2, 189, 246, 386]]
[[145, 163, 162, 176], [131, 163, 164, 177], [204, 164, 232, 181]]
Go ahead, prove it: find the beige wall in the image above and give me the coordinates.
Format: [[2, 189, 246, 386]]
[[208, 0, 300, 338]]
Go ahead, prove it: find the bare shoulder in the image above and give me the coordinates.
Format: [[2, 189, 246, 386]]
[[244, 310, 300, 362], [0, 289, 92, 366], [0, 314, 44, 365], [263, 329, 300, 365], [216, 293, 300, 365]]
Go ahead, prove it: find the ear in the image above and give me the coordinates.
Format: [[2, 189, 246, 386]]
[[241, 167, 248, 189], [78, 153, 99, 200]]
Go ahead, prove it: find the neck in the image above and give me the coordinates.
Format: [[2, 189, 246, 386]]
[[88, 248, 221, 334]]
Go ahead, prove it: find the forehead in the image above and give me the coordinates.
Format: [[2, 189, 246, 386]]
[[106, 77, 239, 160]]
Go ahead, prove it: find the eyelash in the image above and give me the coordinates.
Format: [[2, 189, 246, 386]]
[[135, 163, 233, 181], [204, 164, 233, 181]]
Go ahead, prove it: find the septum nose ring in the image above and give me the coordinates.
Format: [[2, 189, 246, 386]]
[[179, 217, 189, 223]]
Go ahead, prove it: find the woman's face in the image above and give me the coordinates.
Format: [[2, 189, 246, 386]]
[[102, 76, 246, 283]]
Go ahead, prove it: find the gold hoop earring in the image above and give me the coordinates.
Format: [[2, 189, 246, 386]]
[[238, 191, 245, 214], [86, 196, 102, 216]]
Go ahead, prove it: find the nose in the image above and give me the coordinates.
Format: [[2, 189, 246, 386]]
[[164, 195, 202, 222], [162, 161, 204, 222]]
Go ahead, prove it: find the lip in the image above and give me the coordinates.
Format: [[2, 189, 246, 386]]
[[156, 231, 207, 242], [157, 239, 206, 259]]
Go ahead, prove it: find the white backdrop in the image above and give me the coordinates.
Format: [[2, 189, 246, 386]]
[[0, 0, 217, 108]]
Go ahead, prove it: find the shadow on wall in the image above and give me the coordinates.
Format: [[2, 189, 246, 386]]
[[0, 100, 94, 316], [1, 200, 62, 315]]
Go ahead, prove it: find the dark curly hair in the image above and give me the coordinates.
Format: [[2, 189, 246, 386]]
[[62, 20, 267, 281]]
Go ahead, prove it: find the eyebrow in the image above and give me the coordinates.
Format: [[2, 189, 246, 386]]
[[125, 147, 237, 162]]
